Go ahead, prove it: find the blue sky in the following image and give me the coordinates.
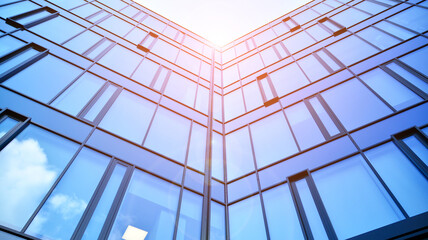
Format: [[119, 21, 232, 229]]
[[134, 0, 312, 46]]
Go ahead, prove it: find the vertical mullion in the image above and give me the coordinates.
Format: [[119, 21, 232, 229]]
[[304, 99, 331, 140], [288, 180, 314, 240]]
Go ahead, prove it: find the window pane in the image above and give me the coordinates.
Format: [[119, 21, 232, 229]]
[[229, 195, 267, 240], [210, 202, 226, 240], [306, 23, 331, 41], [0, 35, 25, 57], [0, 117, 19, 139], [164, 73, 197, 107], [195, 85, 209, 114], [298, 54, 330, 82], [331, 8, 370, 28], [386, 62, 428, 93], [82, 164, 127, 240], [108, 170, 180, 240], [176, 190, 203, 240], [64, 30, 103, 55], [0, 1, 38, 18], [176, 51, 201, 75], [321, 78, 392, 130], [151, 39, 179, 62], [226, 127, 255, 180], [52, 73, 105, 115], [403, 136, 428, 166], [358, 27, 400, 50], [0, 125, 79, 230], [99, 90, 156, 144], [250, 112, 298, 168], [327, 35, 378, 66], [312, 155, 404, 239], [365, 142, 428, 217], [243, 81, 264, 111], [84, 84, 117, 122], [374, 21, 415, 40], [144, 107, 191, 163], [224, 90, 245, 121], [0, 48, 38, 75], [98, 45, 143, 77], [388, 7, 428, 33], [3, 55, 82, 103], [212, 132, 224, 181], [26, 148, 110, 240], [186, 123, 207, 172], [263, 184, 305, 240], [359, 68, 422, 110], [285, 102, 325, 150], [309, 97, 340, 136], [239, 54, 264, 77], [30, 16, 85, 44], [282, 31, 315, 53], [223, 65, 240, 86], [98, 15, 133, 37], [399, 46, 428, 77], [270, 63, 310, 96]]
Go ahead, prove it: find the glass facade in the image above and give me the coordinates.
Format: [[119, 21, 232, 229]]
[[0, 0, 427, 239]]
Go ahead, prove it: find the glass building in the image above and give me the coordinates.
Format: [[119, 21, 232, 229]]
[[0, 0, 427, 239]]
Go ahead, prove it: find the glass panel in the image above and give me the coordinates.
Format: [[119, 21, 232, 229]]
[[108, 170, 180, 240], [153, 67, 169, 91], [144, 107, 191, 163], [326, 35, 378, 66], [52, 73, 105, 116], [98, 45, 143, 77], [212, 132, 224, 181], [164, 73, 197, 107], [222, 65, 240, 86], [239, 54, 264, 77], [260, 47, 279, 67], [295, 178, 329, 240], [0, 116, 19, 139], [263, 184, 305, 240], [229, 195, 267, 240], [0, 35, 25, 57], [359, 68, 422, 110], [354, 1, 387, 14], [403, 136, 428, 166], [82, 164, 127, 240], [195, 85, 209, 114], [228, 174, 259, 202], [64, 30, 103, 55], [321, 78, 392, 130], [270, 63, 310, 96], [84, 84, 117, 122], [374, 21, 415, 40], [26, 148, 110, 240], [226, 127, 255, 181], [260, 77, 274, 100], [86, 39, 113, 60], [3, 55, 82, 103], [132, 58, 159, 86], [30, 16, 85, 44], [98, 15, 133, 37], [285, 102, 325, 150], [151, 39, 179, 62], [312, 155, 404, 239], [250, 112, 298, 168], [176, 51, 201, 75], [388, 7, 428, 33], [365, 142, 428, 217], [399, 46, 428, 78], [298, 54, 330, 82], [358, 27, 400, 50], [224, 89, 245, 121], [17, 10, 51, 26], [176, 190, 203, 240], [186, 123, 207, 172], [71, 3, 101, 19], [0, 1, 38, 18], [309, 97, 340, 136], [125, 27, 147, 45], [316, 50, 341, 71], [306, 23, 331, 41], [282, 31, 315, 53], [210, 202, 226, 240], [243, 81, 264, 111], [0, 125, 79, 230], [0, 48, 38, 75], [386, 62, 428, 93], [99, 90, 156, 144], [331, 7, 370, 27]]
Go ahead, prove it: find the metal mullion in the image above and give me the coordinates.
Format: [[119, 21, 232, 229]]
[[322, 48, 346, 69], [316, 94, 346, 133], [76, 81, 110, 118], [354, 33, 383, 51], [305, 174, 338, 240], [82, 37, 107, 57], [304, 99, 331, 140], [383, 19, 420, 36], [60, 28, 88, 45], [395, 58, 428, 80], [0, 117, 30, 151], [97, 165, 134, 240], [92, 85, 122, 124], [272, 44, 283, 60], [0, 48, 48, 83], [91, 41, 116, 62], [21, 143, 87, 233], [71, 158, 117, 239], [247, 124, 271, 240], [289, 180, 314, 240], [393, 137, 428, 178], [313, 51, 335, 74], [355, 75, 397, 112], [280, 105, 302, 152], [371, 24, 404, 41], [148, 65, 164, 89]]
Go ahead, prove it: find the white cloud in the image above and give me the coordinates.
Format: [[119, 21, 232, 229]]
[[48, 193, 87, 220]]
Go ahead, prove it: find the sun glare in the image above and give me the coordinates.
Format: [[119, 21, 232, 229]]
[[133, 0, 312, 46]]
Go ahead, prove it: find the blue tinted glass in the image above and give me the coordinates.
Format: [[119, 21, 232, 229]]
[[82, 164, 127, 240], [151, 39, 179, 62], [228, 174, 259, 202], [164, 73, 197, 107], [242, 81, 264, 111], [298, 54, 330, 82], [250, 112, 298, 168], [374, 21, 415, 40], [295, 178, 329, 240], [403, 136, 428, 166], [321, 78, 392, 130], [226, 127, 255, 181], [270, 63, 310, 96], [282, 32, 316, 53], [0, 125, 78, 230], [224, 89, 245, 121], [98, 15, 134, 37], [365, 142, 428, 217], [210, 202, 226, 240], [131, 58, 159, 86], [71, 3, 100, 18], [358, 27, 400, 50], [355, 1, 387, 14], [0, 48, 38, 74], [195, 85, 209, 114], [222, 65, 239, 86], [52, 73, 105, 115], [285, 102, 325, 150], [0, 117, 19, 138], [399, 46, 428, 77], [186, 123, 207, 172], [84, 84, 117, 122], [327, 35, 378, 66], [306, 23, 331, 41], [263, 184, 305, 240], [30, 16, 85, 44], [49, 0, 86, 9], [229, 195, 267, 240], [99, 90, 156, 144], [64, 30, 103, 55], [18, 10, 51, 26], [309, 97, 340, 136], [3, 55, 82, 103], [331, 8, 370, 27], [26, 148, 110, 240], [312, 155, 404, 239], [98, 45, 143, 77], [212, 132, 224, 181], [388, 7, 428, 33], [144, 107, 191, 163], [176, 190, 203, 240], [360, 68, 422, 110], [0, 1, 38, 18], [386, 62, 428, 93], [108, 170, 180, 240], [0, 35, 25, 57]]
